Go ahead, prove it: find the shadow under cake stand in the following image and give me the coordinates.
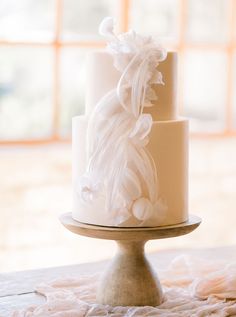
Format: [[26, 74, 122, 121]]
[[60, 212, 201, 307]]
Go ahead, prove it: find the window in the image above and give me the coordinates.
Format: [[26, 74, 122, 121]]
[[0, 0, 235, 144]]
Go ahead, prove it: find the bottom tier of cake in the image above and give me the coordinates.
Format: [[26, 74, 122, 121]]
[[72, 115, 188, 227]]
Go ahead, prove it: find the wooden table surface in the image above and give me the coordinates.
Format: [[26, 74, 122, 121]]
[[1, 246, 236, 317]]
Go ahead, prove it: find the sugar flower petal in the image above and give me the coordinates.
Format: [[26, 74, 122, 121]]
[[129, 114, 153, 141], [99, 17, 115, 38], [77, 174, 102, 203], [132, 197, 153, 221]]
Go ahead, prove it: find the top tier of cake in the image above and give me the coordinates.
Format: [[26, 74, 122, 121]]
[[85, 51, 177, 121]]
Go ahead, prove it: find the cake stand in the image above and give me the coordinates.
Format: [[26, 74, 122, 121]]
[[60, 212, 201, 307]]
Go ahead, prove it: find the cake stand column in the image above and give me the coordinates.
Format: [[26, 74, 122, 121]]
[[96, 240, 163, 306]]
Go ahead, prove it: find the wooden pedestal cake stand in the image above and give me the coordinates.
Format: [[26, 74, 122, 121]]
[[60, 212, 201, 307]]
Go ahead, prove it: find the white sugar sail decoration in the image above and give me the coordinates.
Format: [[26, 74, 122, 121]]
[[78, 17, 167, 225]]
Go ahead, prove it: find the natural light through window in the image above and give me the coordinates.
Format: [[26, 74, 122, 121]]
[[0, 0, 235, 143]]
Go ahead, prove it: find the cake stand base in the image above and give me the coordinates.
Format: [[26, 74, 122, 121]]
[[60, 213, 201, 307]]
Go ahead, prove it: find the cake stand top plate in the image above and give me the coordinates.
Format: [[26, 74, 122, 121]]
[[60, 213, 201, 241]]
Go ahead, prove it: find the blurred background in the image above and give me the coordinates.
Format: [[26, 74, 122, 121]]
[[0, 0, 236, 272]]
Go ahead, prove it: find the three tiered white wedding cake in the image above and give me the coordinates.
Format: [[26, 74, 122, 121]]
[[72, 18, 188, 227]]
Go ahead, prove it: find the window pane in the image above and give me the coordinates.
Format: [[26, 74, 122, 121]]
[[0, 47, 54, 140], [182, 50, 227, 132], [233, 52, 236, 129], [186, 0, 230, 44], [61, 0, 119, 41], [0, 0, 56, 42], [60, 48, 89, 137], [129, 0, 179, 45]]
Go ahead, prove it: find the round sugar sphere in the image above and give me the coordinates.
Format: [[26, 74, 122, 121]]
[[132, 197, 153, 221]]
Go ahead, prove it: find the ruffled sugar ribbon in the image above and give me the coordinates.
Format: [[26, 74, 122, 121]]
[[78, 17, 167, 225], [117, 50, 152, 117]]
